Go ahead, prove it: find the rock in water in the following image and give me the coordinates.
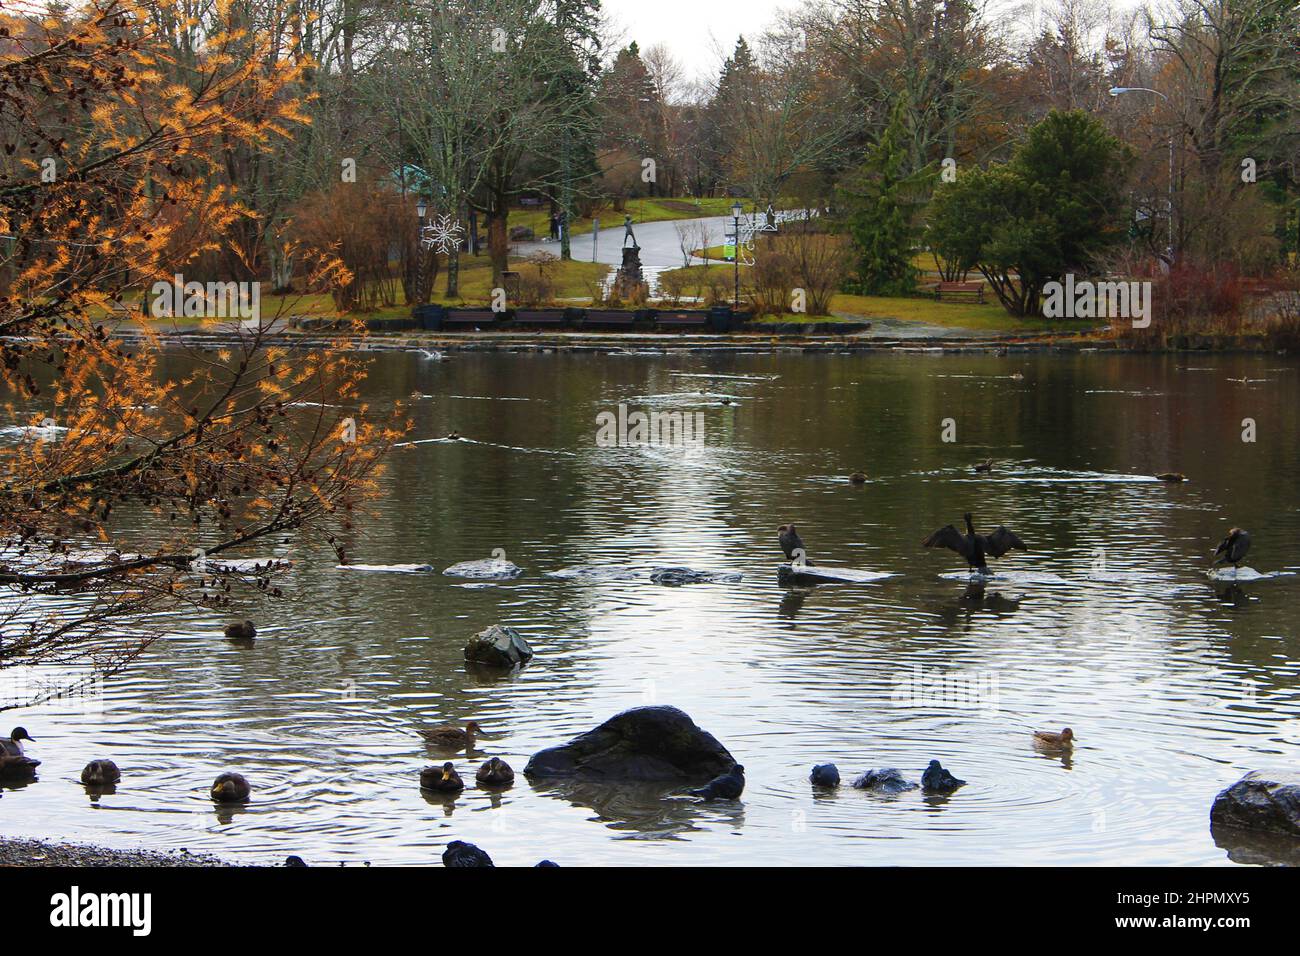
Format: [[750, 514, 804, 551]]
[[921, 760, 965, 794], [649, 566, 743, 585], [524, 706, 736, 782], [1211, 770, 1300, 837], [442, 840, 494, 868], [851, 768, 918, 793], [285, 855, 308, 867], [535, 860, 560, 867], [81, 759, 121, 787], [443, 558, 523, 580], [464, 624, 534, 669], [809, 764, 841, 788], [690, 764, 745, 800]]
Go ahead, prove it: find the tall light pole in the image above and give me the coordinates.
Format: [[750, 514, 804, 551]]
[[1109, 87, 1175, 260], [731, 200, 743, 309], [415, 198, 428, 305]]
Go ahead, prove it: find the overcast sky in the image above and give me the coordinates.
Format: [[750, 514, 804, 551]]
[[602, 0, 786, 81]]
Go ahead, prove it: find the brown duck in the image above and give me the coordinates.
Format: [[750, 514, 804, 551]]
[[421, 761, 465, 793], [1033, 727, 1074, 750], [419, 721, 482, 750]]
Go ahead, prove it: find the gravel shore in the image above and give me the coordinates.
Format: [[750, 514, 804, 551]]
[[1, 836, 232, 867]]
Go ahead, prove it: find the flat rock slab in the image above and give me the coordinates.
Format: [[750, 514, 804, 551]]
[[649, 566, 743, 585], [1211, 770, 1300, 837], [778, 564, 896, 586], [464, 624, 534, 669], [443, 559, 523, 580], [524, 705, 736, 782], [336, 563, 433, 573], [545, 565, 646, 582]]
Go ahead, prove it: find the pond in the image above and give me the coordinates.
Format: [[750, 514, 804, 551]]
[[4, 349, 1299, 865]]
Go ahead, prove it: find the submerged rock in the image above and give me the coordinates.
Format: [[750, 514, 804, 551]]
[[777, 564, 895, 586], [524, 705, 736, 782], [443, 558, 523, 580], [442, 840, 494, 868], [545, 565, 645, 582], [649, 566, 743, 586], [809, 764, 841, 788], [336, 563, 433, 573], [463, 624, 534, 669], [1211, 770, 1300, 837], [851, 768, 918, 794], [921, 760, 966, 794]]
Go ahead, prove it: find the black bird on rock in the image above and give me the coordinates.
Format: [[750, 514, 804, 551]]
[[442, 840, 494, 867], [689, 764, 745, 801], [778, 524, 815, 566], [1212, 528, 1251, 572], [923, 513, 1024, 573]]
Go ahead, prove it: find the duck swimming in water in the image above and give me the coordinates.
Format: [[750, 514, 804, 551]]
[[778, 524, 815, 565], [849, 472, 867, 484], [923, 513, 1025, 573], [0, 726, 34, 758], [210, 771, 251, 803], [419, 721, 482, 750], [421, 761, 465, 793], [1154, 472, 1186, 482], [224, 620, 256, 641], [1213, 527, 1251, 572], [475, 757, 514, 787], [0, 727, 39, 776], [81, 759, 121, 787], [1033, 728, 1074, 750], [974, 459, 993, 473]]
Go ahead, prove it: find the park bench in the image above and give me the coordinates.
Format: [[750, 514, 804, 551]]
[[514, 309, 568, 329], [655, 311, 710, 331], [928, 280, 985, 303], [583, 309, 637, 330], [442, 309, 498, 331]]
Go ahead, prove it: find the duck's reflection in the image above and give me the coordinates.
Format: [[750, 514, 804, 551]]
[[526, 777, 745, 837]]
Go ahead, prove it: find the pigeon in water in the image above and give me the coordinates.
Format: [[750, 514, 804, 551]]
[[689, 764, 745, 800], [921, 760, 966, 794], [809, 764, 841, 788], [442, 840, 494, 867]]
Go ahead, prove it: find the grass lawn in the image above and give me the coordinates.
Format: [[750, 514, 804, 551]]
[[829, 293, 1098, 333]]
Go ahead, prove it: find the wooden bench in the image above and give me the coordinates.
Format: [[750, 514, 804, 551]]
[[655, 311, 710, 331], [928, 280, 985, 303], [583, 310, 637, 330], [442, 309, 498, 330], [514, 309, 568, 329]]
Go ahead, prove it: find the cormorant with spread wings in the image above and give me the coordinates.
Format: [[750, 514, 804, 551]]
[[923, 513, 1025, 573]]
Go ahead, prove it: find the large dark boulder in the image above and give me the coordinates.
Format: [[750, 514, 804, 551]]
[[524, 706, 735, 782], [1211, 770, 1300, 837], [464, 624, 534, 669]]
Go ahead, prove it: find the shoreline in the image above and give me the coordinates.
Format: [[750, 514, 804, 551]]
[[109, 326, 1290, 356], [0, 835, 234, 867]]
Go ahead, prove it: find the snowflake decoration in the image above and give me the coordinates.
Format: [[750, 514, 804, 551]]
[[420, 214, 464, 255], [730, 217, 760, 266]]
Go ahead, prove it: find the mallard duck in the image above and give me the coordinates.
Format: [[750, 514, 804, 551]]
[[0, 726, 34, 757], [81, 759, 121, 786], [420, 761, 465, 793], [475, 756, 514, 787], [1213, 528, 1251, 571], [1154, 472, 1186, 482], [419, 720, 482, 750], [224, 620, 256, 640], [1033, 727, 1074, 749], [849, 472, 867, 484], [0, 727, 39, 776], [974, 459, 993, 473], [210, 771, 251, 803]]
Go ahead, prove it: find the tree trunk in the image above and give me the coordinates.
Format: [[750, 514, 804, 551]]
[[487, 211, 508, 287]]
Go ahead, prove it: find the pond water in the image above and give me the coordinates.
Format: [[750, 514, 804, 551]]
[[4, 349, 1299, 865]]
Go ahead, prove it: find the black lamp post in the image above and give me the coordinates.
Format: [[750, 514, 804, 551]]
[[415, 198, 428, 304], [731, 200, 743, 309]]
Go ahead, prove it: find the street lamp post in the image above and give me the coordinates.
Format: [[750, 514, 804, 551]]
[[1109, 87, 1175, 260], [731, 200, 743, 310], [415, 198, 428, 304]]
